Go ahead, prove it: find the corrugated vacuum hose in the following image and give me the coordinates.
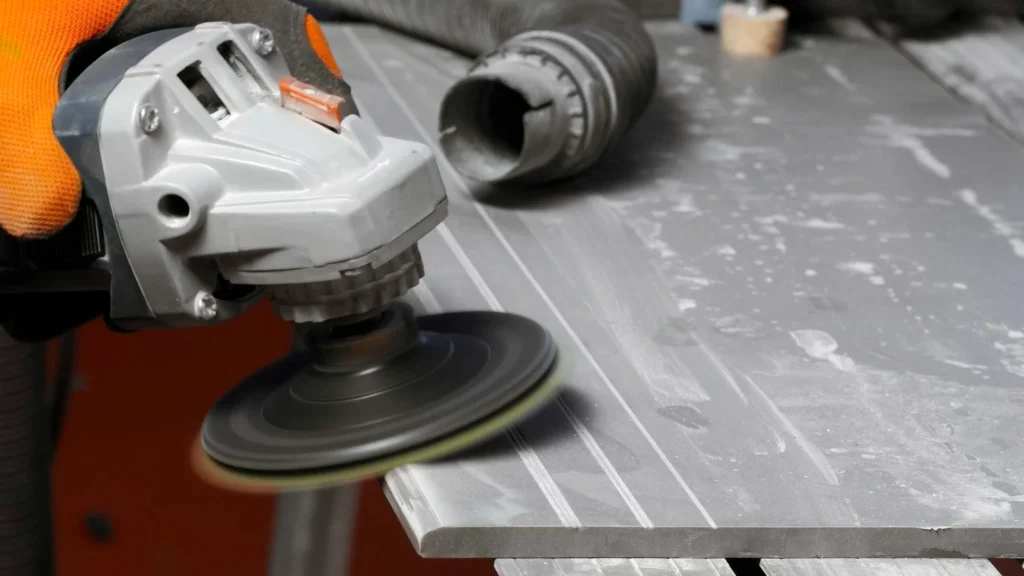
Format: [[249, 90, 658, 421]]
[[0, 330, 51, 576], [320, 0, 658, 185]]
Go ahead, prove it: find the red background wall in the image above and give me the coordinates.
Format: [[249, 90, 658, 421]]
[[51, 302, 491, 576]]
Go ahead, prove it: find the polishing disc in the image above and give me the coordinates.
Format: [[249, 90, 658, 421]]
[[191, 360, 560, 493], [193, 303, 560, 492]]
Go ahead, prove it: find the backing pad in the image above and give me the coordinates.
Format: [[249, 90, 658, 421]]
[[194, 302, 559, 492]]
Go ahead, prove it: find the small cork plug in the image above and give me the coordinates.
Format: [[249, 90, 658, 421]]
[[720, 0, 789, 58]]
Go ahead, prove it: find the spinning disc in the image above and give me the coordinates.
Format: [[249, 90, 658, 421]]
[[195, 302, 559, 491]]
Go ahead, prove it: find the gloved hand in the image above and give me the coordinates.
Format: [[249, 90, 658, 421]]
[[0, 0, 347, 239]]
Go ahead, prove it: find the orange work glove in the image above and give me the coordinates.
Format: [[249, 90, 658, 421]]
[[0, 0, 343, 239]]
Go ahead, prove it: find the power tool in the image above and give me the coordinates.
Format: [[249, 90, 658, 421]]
[[1, 20, 560, 492]]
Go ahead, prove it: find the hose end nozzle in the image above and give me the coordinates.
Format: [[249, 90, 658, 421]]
[[438, 31, 617, 186]]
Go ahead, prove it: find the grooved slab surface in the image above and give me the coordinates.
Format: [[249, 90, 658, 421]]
[[324, 22, 1024, 558]]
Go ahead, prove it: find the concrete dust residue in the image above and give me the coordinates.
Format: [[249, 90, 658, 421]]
[[672, 194, 701, 215], [837, 261, 876, 275], [696, 141, 772, 164], [741, 373, 839, 485], [824, 64, 856, 92], [809, 192, 886, 206], [631, 218, 678, 260], [956, 189, 1024, 259], [753, 214, 845, 230], [795, 218, 846, 230], [864, 115, 975, 180], [790, 329, 856, 372]]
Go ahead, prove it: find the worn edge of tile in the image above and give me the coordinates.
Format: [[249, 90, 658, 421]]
[[414, 527, 1024, 559], [381, 467, 442, 554]]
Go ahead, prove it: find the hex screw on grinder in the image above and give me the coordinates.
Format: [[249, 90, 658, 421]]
[[720, 0, 789, 58]]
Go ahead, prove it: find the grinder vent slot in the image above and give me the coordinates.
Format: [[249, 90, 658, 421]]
[[178, 63, 230, 122], [218, 41, 269, 97]]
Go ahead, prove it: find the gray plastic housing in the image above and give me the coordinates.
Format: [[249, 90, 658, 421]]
[[61, 23, 446, 328]]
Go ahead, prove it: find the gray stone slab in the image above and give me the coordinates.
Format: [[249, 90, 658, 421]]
[[324, 21, 1024, 558], [899, 18, 1024, 144], [495, 559, 735, 576], [762, 559, 1001, 576]]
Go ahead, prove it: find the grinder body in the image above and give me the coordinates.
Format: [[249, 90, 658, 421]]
[[2, 22, 447, 335]]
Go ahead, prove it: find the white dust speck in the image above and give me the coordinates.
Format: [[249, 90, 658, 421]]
[[824, 64, 856, 91], [988, 323, 1024, 340], [837, 261, 876, 275], [695, 141, 770, 163], [715, 315, 762, 336], [829, 354, 856, 372], [957, 305, 964, 311], [733, 93, 759, 107], [943, 359, 988, 371], [797, 218, 845, 230], [865, 115, 975, 180], [805, 269, 818, 277], [754, 215, 788, 225], [754, 214, 844, 230], [752, 116, 772, 125], [864, 115, 950, 177], [956, 189, 1024, 259], [672, 194, 701, 215], [790, 329, 856, 372], [632, 218, 677, 260], [677, 299, 697, 313], [717, 245, 737, 257], [869, 276, 886, 286], [995, 340, 1024, 379], [676, 275, 712, 287], [953, 283, 968, 290], [735, 172, 747, 180], [809, 192, 886, 206], [774, 239, 787, 253]]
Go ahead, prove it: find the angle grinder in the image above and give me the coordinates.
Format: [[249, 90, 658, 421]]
[[3, 21, 559, 491]]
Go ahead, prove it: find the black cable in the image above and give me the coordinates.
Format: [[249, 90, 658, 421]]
[[48, 331, 76, 452], [0, 331, 51, 576]]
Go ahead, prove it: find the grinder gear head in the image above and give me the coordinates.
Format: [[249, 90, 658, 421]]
[[45, 22, 446, 331]]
